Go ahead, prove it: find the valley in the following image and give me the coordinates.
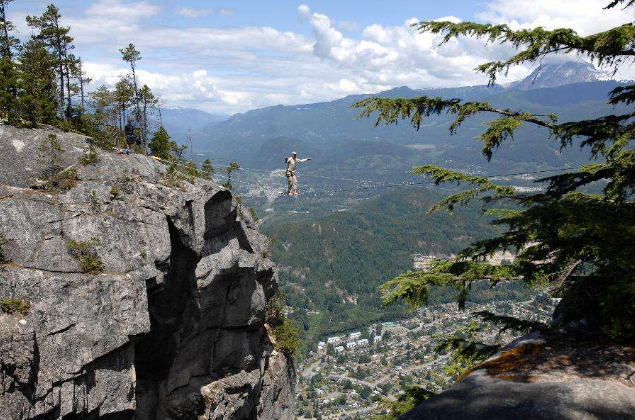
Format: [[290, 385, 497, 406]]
[[295, 295, 559, 420]]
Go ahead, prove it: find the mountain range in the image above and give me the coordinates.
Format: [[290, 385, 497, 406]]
[[164, 61, 627, 179]]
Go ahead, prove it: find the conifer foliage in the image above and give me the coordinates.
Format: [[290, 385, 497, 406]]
[[356, 0, 635, 338]]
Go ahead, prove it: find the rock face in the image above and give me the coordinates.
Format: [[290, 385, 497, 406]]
[[401, 331, 635, 420], [0, 125, 296, 420]]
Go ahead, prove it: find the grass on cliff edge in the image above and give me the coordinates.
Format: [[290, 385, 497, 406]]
[[1, 298, 30, 315]]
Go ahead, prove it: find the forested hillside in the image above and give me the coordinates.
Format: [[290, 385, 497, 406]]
[[260, 188, 535, 349]]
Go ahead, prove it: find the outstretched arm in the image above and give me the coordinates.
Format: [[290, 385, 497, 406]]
[[298, 158, 312, 163]]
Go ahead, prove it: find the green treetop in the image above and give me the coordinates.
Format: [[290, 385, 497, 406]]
[[201, 159, 215, 180], [120, 43, 144, 149], [355, 0, 635, 338], [223, 161, 240, 190], [148, 126, 177, 160], [27, 4, 75, 119], [18, 38, 58, 126]]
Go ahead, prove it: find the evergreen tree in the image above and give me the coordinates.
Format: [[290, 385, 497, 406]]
[[139, 84, 158, 144], [18, 38, 57, 126], [88, 85, 121, 148], [27, 4, 75, 119], [72, 57, 91, 113], [201, 159, 215, 180], [355, 0, 635, 338], [223, 161, 240, 190], [115, 76, 135, 130], [119, 44, 144, 150], [0, 0, 19, 123], [148, 126, 177, 160], [64, 53, 81, 117]]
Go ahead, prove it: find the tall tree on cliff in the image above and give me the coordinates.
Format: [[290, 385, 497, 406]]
[[120, 43, 145, 151], [72, 57, 92, 113], [356, 0, 635, 338], [88, 85, 121, 147], [27, 4, 75, 120], [0, 0, 19, 123], [18, 38, 58, 126], [139, 84, 158, 145], [114, 76, 135, 130]]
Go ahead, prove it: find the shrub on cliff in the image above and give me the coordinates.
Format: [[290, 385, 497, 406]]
[[79, 144, 100, 165], [267, 292, 301, 356], [272, 318, 302, 357], [37, 134, 78, 191], [148, 126, 178, 160], [0, 233, 9, 264], [67, 238, 104, 274]]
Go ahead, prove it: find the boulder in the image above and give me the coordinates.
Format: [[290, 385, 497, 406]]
[[401, 332, 635, 420]]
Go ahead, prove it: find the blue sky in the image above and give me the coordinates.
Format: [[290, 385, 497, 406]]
[[8, 0, 635, 114]]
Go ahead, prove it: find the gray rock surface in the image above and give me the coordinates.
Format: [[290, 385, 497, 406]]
[[0, 125, 296, 420], [400, 333, 635, 420]]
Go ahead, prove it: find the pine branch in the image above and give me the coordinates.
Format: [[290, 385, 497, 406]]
[[354, 97, 555, 159], [380, 261, 527, 309], [411, 166, 515, 211], [605, 0, 635, 9], [416, 21, 635, 84], [473, 311, 549, 333]]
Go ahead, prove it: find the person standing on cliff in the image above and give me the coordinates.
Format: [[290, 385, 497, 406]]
[[285, 151, 311, 196]]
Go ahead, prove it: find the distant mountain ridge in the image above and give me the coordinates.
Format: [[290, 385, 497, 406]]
[[154, 107, 231, 144], [162, 61, 627, 178]]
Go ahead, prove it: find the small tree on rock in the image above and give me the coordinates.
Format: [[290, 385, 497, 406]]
[[148, 126, 177, 160]]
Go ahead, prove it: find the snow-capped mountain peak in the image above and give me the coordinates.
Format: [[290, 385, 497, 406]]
[[509, 61, 616, 90]]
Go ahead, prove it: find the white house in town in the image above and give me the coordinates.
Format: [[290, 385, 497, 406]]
[[346, 341, 357, 349], [335, 346, 344, 353], [349, 332, 361, 340], [373, 335, 382, 343], [356, 339, 369, 347], [327, 336, 341, 344]]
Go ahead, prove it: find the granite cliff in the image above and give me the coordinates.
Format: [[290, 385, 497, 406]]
[[0, 125, 295, 420]]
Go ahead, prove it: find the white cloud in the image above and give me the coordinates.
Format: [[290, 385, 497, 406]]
[[477, 0, 635, 35], [298, 5, 311, 19], [85, 0, 159, 21], [306, 10, 522, 88], [336, 20, 361, 32], [177, 8, 213, 19], [218, 8, 233, 16], [32, 0, 633, 114]]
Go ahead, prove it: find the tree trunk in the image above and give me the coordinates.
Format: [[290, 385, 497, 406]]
[[142, 98, 148, 149], [65, 62, 72, 118], [130, 65, 144, 153], [0, 4, 16, 103]]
